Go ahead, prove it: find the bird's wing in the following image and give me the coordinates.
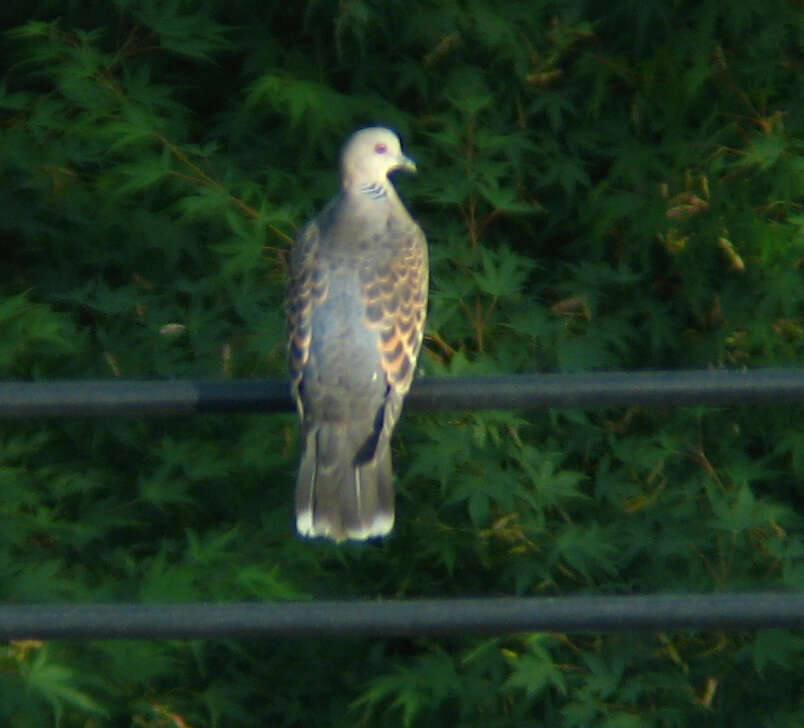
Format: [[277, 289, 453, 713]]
[[286, 215, 326, 416], [357, 219, 428, 435]]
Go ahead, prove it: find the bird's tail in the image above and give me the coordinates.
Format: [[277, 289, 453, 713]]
[[295, 423, 394, 542]]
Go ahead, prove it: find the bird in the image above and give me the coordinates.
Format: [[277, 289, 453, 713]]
[[286, 127, 428, 542]]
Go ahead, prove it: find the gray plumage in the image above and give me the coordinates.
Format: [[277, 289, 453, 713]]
[[286, 127, 428, 542]]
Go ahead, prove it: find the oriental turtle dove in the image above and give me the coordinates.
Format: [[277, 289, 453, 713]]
[[286, 127, 428, 542]]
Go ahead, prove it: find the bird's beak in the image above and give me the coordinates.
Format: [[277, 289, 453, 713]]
[[396, 154, 417, 174]]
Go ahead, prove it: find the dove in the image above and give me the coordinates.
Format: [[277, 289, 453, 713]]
[[286, 127, 428, 542]]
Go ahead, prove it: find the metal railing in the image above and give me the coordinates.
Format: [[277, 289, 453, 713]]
[[1, 369, 802, 640], [2, 369, 804, 417], [1, 594, 803, 640]]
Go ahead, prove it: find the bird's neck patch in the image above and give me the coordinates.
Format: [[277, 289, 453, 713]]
[[358, 182, 387, 199]]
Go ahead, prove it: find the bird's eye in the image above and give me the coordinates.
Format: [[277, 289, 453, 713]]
[[374, 143, 387, 154]]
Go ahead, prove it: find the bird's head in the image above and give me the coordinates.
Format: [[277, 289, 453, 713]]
[[340, 127, 416, 190]]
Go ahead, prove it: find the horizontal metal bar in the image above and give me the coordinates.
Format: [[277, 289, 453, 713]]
[[0, 369, 803, 418], [0, 594, 801, 640], [0, 379, 282, 418]]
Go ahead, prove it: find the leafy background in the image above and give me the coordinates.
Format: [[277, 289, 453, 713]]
[[1, 0, 803, 725]]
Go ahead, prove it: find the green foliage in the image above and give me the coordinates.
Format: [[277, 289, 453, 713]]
[[1, 0, 803, 725]]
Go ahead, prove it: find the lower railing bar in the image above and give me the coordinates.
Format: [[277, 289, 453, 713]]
[[0, 593, 801, 640], [1, 369, 803, 418]]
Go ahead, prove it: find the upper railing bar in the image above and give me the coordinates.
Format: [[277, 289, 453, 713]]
[[0, 369, 803, 418]]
